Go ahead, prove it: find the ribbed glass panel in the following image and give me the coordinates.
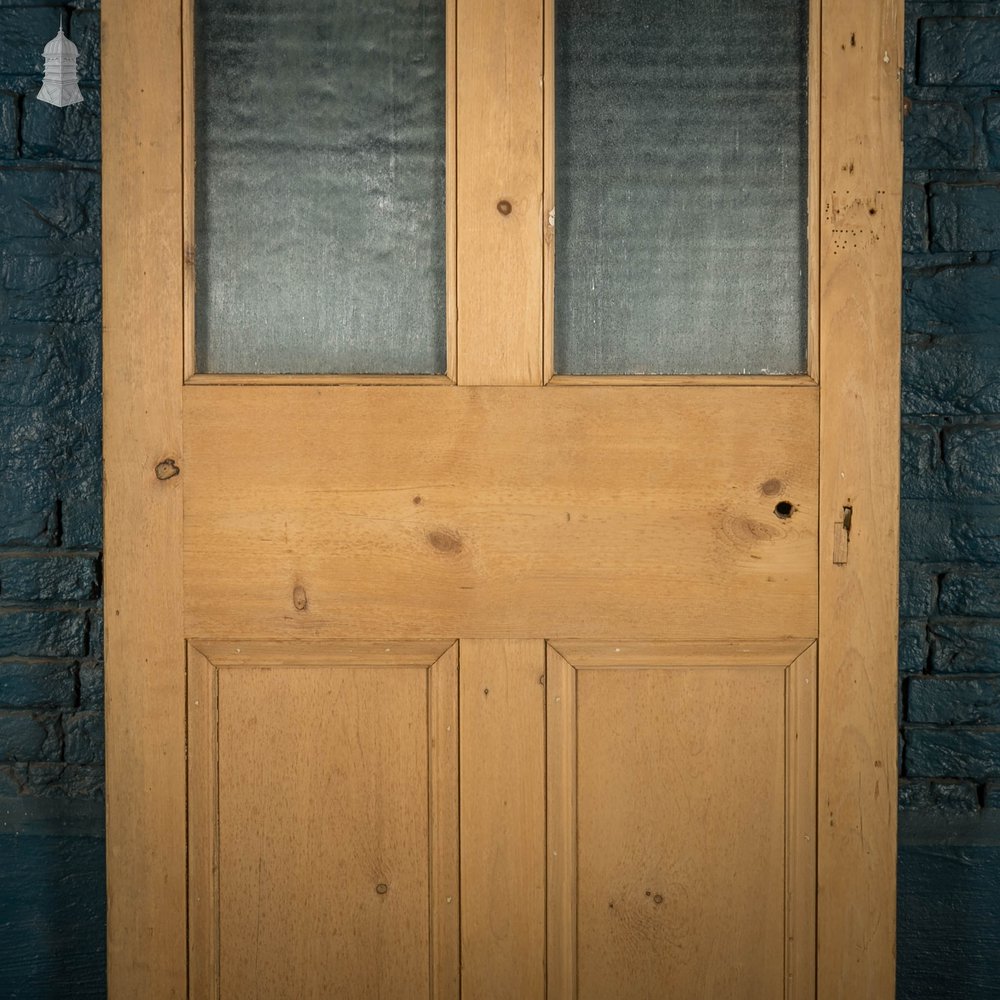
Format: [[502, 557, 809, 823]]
[[555, 0, 809, 375], [195, 0, 446, 374]]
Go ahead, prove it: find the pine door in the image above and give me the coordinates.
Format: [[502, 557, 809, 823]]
[[102, 1, 902, 998]]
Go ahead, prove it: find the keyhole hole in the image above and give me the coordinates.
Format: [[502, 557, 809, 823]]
[[774, 500, 794, 520]]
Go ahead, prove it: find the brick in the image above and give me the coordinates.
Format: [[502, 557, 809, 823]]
[[1, 251, 101, 325], [906, 727, 1000, 781], [930, 184, 1000, 252], [945, 424, 1000, 496], [70, 11, 100, 84], [0, 8, 51, 76], [0, 611, 86, 658], [23, 762, 103, 800], [901, 423, 945, 500], [918, 18, 1000, 86], [0, 763, 27, 796], [901, 500, 1000, 564], [78, 661, 101, 710], [904, 266, 1000, 338], [0, 556, 97, 602], [0, 92, 17, 158], [904, 183, 928, 254], [0, 326, 76, 408], [60, 463, 102, 551], [983, 97, 1000, 167], [904, 100, 974, 170], [901, 562, 937, 618], [940, 571, 1000, 617], [0, 663, 75, 710], [62, 710, 102, 765], [898, 777, 980, 813], [901, 620, 929, 675], [21, 88, 100, 163], [85, 610, 102, 662], [0, 473, 58, 546], [0, 169, 98, 240], [984, 782, 1000, 808], [932, 622, 1000, 674], [0, 712, 60, 762], [903, 330, 1000, 416], [910, 676, 1000, 725]]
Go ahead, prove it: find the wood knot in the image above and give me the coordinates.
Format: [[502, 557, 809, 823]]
[[375, 883, 389, 895], [154, 458, 180, 481], [760, 478, 783, 497], [496, 199, 513, 216], [292, 585, 308, 611], [427, 529, 463, 554]]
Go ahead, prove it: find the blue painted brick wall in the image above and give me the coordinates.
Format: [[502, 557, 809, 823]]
[[900, 3, 1000, 997], [901, 0, 1000, 820], [0, 1, 105, 997], [2, 1, 1000, 998]]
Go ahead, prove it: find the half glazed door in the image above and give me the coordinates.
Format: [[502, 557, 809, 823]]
[[102, 1, 902, 999]]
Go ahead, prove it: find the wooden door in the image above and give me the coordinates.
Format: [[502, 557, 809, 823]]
[[102, 1, 902, 998]]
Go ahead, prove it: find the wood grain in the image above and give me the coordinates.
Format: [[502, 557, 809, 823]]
[[187, 644, 219, 1000], [546, 641, 817, 999], [546, 647, 577, 999], [547, 374, 818, 387], [187, 642, 459, 999], [459, 640, 546, 999], [457, 0, 543, 384], [184, 385, 818, 640], [817, 0, 902, 995], [102, 4, 187, 997], [574, 659, 787, 997], [788, 643, 818, 999], [550, 639, 814, 670], [429, 644, 461, 1000]]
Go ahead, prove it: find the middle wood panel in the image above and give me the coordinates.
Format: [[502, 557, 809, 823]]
[[183, 385, 817, 641]]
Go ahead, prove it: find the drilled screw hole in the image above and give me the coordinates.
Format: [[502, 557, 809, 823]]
[[774, 500, 794, 519]]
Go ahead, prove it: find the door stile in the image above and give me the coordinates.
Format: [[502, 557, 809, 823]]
[[103, 3, 188, 998], [817, 0, 902, 996], [459, 640, 547, 998], [456, 0, 545, 385]]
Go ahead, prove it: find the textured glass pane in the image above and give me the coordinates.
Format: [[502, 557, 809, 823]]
[[195, 0, 446, 374], [555, 0, 808, 375]]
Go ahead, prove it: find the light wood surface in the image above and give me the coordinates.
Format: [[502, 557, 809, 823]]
[[459, 640, 546, 999], [102, 4, 187, 997], [187, 642, 459, 999], [788, 643, 819, 999], [185, 373, 453, 387], [548, 374, 818, 387], [550, 639, 815, 669], [104, 0, 901, 992], [817, 2, 902, 997], [546, 641, 815, 999], [184, 385, 817, 640], [186, 644, 218, 1000], [545, 647, 577, 1000], [457, 0, 543, 385]]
